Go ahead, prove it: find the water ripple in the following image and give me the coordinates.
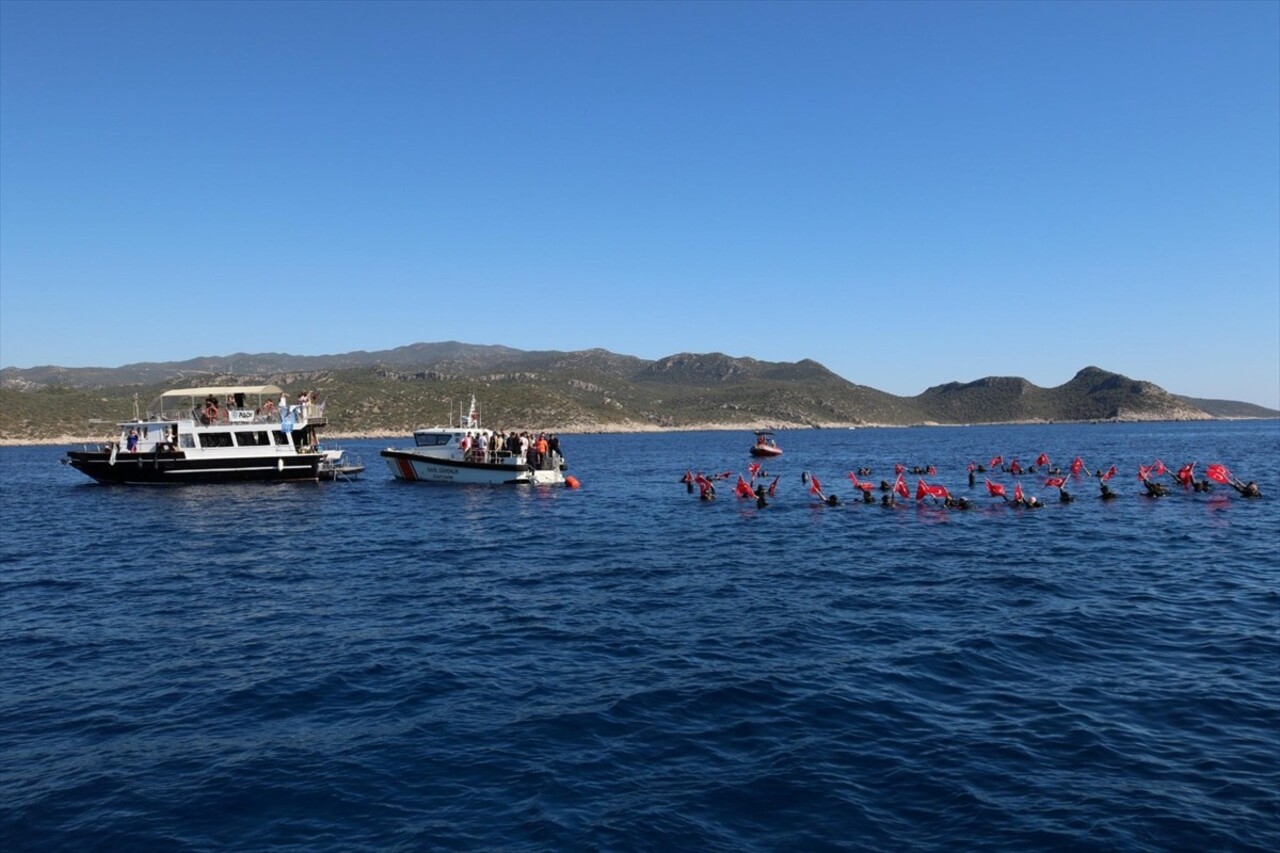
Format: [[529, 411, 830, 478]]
[[2, 423, 1278, 851]]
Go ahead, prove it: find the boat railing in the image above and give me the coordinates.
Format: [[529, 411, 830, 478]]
[[466, 448, 563, 469], [321, 450, 363, 468], [463, 448, 535, 466], [179, 405, 326, 426], [464, 448, 561, 469]]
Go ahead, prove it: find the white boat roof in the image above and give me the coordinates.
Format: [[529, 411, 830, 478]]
[[148, 385, 285, 416], [159, 385, 284, 398]]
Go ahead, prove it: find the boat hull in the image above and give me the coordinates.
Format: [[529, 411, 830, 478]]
[[65, 450, 326, 484], [750, 446, 783, 457], [381, 449, 564, 485]]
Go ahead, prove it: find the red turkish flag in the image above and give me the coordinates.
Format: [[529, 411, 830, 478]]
[[894, 475, 909, 499], [1205, 464, 1233, 485]]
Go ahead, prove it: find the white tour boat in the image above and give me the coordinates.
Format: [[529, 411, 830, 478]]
[[380, 396, 568, 486], [63, 384, 351, 484]]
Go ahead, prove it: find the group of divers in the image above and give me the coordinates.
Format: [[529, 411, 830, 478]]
[[681, 454, 1263, 510]]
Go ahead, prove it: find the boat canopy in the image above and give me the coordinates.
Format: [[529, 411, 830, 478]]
[[147, 385, 284, 416]]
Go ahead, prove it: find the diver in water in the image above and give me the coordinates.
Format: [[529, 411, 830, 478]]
[[1142, 477, 1168, 497], [1100, 483, 1117, 500]]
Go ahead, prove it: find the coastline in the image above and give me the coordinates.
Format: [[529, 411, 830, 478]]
[[4, 415, 1266, 448]]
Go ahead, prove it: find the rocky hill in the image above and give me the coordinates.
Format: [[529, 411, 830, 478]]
[[1, 344, 1274, 442], [915, 367, 1213, 423]]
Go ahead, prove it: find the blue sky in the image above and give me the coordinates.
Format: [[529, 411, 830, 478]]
[[2, 0, 1277, 408]]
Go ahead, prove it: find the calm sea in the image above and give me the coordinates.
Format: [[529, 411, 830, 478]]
[[2, 421, 1277, 851]]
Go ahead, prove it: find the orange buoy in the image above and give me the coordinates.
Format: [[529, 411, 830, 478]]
[[564, 475, 580, 489]]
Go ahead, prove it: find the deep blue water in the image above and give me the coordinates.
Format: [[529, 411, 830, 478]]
[[2, 421, 1278, 851]]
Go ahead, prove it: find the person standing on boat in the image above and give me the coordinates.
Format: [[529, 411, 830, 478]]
[[126, 429, 139, 453], [476, 431, 489, 463]]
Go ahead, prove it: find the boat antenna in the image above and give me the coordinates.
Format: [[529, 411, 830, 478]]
[[133, 393, 141, 421]]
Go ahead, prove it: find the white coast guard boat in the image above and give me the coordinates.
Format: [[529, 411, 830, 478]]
[[63, 384, 348, 484], [380, 396, 568, 486]]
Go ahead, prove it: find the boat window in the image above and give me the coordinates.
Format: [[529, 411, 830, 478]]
[[235, 431, 270, 446], [272, 431, 292, 447], [415, 433, 453, 447], [200, 432, 235, 448], [179, 434, 196, 448]]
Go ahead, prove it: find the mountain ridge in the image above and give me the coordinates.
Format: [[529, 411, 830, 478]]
[[2, 344, 1275, 442]]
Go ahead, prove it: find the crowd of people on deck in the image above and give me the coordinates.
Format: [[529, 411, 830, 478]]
[[680, 453, 1262, 510], [196, 391, 320, 425], [459, 430, 562, 470]]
